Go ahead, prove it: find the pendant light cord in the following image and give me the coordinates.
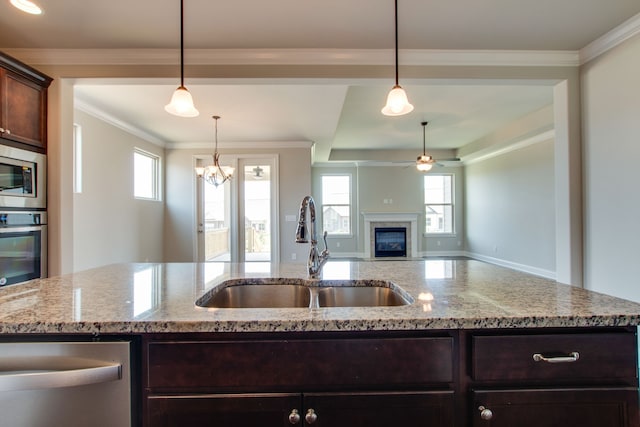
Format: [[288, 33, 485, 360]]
[[394, 0, 399, 86], [180, 0, 185, 88], [422, 122, 427, 155]]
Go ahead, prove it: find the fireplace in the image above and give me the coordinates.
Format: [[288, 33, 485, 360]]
[[374, 227, 407, 257]]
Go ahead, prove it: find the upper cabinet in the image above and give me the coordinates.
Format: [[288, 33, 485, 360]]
[[0, 52, 52, 153]]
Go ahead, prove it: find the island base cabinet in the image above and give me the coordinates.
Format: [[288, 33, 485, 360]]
[[471, 388, 640, 427], [146, 391, 455, 427]]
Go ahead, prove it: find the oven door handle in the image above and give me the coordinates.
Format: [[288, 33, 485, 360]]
[[0, 357, 122, 391]]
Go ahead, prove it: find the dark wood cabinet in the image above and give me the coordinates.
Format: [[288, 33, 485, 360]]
[[143, 333, 456, 427], [0, 51, 52, 153], [468, 330, 639, 427], [147, 391, 454, 427], [142, 328, 638, 427], [471, 388, 638, 427]]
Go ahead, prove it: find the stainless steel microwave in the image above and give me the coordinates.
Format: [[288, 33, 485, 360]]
[[0, 145, 46, 209]]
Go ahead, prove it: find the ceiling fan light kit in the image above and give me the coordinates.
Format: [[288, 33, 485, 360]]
[[382, 0, 413, 117], [416, 121, 435, 172], [165, 0, 199, 118]]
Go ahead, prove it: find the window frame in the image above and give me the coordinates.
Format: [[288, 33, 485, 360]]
[[320, 174, 353, 237], [423, 173, 455, 236], [134, 148, 162, 201]]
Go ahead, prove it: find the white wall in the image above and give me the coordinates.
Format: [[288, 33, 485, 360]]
[[72, 109, 164, 272], [465, 139, 556, 277], [582, 33, 640, 302], [164, 146, 312, 263]]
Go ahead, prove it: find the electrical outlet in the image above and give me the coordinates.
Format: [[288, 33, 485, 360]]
[[291, 253, 297, 260], [336, 242, 341, 248], [437, 240, 441, 246]]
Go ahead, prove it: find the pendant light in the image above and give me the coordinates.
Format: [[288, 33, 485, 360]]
[[195, 116, 234, 187], [165, 0, 199, 117], [416, 121, 435, 172], [382, 0, 414, 116]]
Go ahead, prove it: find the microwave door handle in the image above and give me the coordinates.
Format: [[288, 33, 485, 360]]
[[0, 359, 122, 392]]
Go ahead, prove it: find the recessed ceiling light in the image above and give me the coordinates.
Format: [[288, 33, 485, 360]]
[[10, 0, 43, 15]]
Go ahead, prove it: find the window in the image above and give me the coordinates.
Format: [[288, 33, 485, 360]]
[[424, 174, 454, 234], [73, 124, 82, 194], [321, 175, 351, 235], [134, 149, 161, 200]]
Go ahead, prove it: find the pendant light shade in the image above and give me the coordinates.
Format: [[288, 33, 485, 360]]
[[382, 0, 413, 117], [416, 121, 435, 172], [196, 116, 234, 187], [165, 86, 199, 117], [165, 0, 199, 118]]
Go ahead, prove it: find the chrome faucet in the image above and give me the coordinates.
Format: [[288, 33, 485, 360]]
[[295, 195, 330, 278]]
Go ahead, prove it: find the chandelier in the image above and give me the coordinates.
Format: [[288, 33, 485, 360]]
[[195, 116, 234, 187]]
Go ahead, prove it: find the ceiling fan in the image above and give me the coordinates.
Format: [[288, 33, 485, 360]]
[[385, 121, 461, 169]]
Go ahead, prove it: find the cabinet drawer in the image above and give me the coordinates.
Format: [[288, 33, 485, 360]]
[[472, 333, 637, 382], [147, 337, 453, 391]]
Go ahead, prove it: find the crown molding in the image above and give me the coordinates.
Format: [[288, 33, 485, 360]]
[[580, 12, 640, 64], [3, 48, 579, 67], [74, 98, 168, 147], [167, 140, 314, 150]]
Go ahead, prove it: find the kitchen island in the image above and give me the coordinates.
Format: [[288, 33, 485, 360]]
[[1, 259, 639, 427]]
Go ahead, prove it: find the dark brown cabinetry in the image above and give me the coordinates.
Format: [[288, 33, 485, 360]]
[[468, 330, 639, 427], [143, 333, 456, 427], [0, 52, 52, 153], [142, 328, 639, 427]]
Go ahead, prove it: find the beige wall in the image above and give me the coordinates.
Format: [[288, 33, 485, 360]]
[[465, 139, 556, 277], [72, 109, 164, 271], [581, 33, 640, 302]]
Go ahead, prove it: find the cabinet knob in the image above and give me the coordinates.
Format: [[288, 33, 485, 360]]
[[288, 409, 301, 424], [0, 127, 4, 133], [305, 408, 318, 424], [478, 406, 493, 420]]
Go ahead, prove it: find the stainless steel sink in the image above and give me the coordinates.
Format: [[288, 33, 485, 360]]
[[197, 284, 311, 308], [196, 279, 413, 309], [316, 286, 409, 307]]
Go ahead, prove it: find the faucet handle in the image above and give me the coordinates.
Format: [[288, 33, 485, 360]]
[[321, 231, 330, 256]]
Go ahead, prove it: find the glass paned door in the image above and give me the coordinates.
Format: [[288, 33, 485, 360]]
[[197, 158, 232, 262], [242, 163, 271, 262]]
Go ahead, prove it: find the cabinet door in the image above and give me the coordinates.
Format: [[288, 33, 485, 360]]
[[146, 393, 301, 427], [472, 388, 639, 427], [0, 69, 48, 150], [303, 391, 455, 427]]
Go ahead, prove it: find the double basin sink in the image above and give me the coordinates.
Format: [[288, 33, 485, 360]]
[[196, 278, 413, 309]]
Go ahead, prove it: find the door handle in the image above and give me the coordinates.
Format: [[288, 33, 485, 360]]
[[0, 357, 122, 391]]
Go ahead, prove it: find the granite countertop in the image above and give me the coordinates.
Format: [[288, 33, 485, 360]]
[[1, 259, 640, 334]]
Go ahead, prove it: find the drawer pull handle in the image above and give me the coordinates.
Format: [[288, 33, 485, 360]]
[[533, 351, 579, 363], [288, 409, 301, 424]]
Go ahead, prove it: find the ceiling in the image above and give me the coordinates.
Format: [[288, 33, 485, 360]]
[[2, 0, 639, 163]]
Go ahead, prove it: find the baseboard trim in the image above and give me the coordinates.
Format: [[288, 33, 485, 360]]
[[464, 251, 556, 280]]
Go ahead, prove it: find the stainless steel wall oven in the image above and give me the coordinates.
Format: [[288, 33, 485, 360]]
[[0, 211, 46, 286]]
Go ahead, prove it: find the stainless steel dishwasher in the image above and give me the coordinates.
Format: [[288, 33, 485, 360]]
[[0, 341, 132, 427]]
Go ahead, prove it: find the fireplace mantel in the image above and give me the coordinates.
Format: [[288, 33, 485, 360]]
[[362, 212, 420, 258]]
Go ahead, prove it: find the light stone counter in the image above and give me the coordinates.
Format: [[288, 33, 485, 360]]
[[1, 259, 640, 334]]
